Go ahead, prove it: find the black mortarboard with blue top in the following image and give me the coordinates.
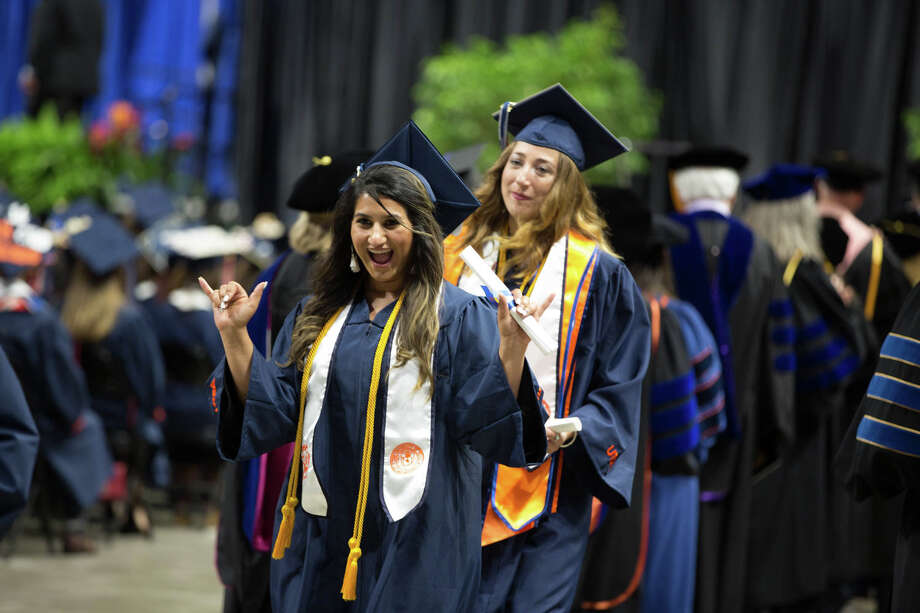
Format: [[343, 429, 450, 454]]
[[492, 83, 629, 171], [62, 207, 140, 277], [742, 164, 826, 201], [352, 120, 481, 236], [121, 182, 178, 229]]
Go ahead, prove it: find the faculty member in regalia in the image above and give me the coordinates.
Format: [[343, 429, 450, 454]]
[[443, 84, 651, 612], [201, 122, 548, 612]]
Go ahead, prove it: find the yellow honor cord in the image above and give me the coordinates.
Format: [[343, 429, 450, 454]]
[[783, 249, 803, 287], [341, 291, 405, 601], [272, 306, 345, 560], [864, 232, 883, 321]]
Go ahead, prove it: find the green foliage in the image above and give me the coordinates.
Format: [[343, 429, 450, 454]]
[[412, 5, 660, 185], [905, 108, 920, 160], [0, 107, 112, 214]]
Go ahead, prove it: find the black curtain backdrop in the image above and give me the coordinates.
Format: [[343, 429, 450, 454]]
[[234, 0, 920, 224]]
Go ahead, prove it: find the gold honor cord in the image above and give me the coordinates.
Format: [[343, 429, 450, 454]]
[[341, 290, 406, 601], [783, 249, 804, 287], [864, 232, 883, 321], [272, 306, 346, 560]]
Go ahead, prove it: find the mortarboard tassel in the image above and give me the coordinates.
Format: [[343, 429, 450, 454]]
[[271, 307, 345, 560]]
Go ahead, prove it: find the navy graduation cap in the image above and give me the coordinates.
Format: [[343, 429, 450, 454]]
[[354, 120, 481, 236], [65, 209, 140, 277], [288, 150, 373, 213], [742, 164, 825, 201], [121, 182, 178, 229], [492, 83, 629, 171]]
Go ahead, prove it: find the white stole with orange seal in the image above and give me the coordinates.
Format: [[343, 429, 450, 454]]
[[299, 303, 433, 521]]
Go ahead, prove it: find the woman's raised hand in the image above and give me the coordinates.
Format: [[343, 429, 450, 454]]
[[198, 277, 267, 333], [497, 289, 555, 353]]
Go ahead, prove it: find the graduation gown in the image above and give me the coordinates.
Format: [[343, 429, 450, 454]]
[[745, 259, 866, 607], [444, 232, 650, 613], [841, 234, 912, 341], [141, 291, 224, 445], [878, 206, 920, 285], [0, 346, 39, 539], [576, 296, 700, 612], [212, 282, 546, 612], [837, 283, 920, 611], [0, 287, 112, 513], [668, 211, 795, 613]]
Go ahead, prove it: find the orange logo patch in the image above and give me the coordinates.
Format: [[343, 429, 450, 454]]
[[389, 442, 425, 474], [301, 443, 311, 476], [606, 444, 619, 468]]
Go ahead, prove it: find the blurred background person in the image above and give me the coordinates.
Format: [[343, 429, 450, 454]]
[[0, 344, 39, 541], [878, 159, 920, 286], [20, 0, 104, 118], [666, 146, 796, 613]]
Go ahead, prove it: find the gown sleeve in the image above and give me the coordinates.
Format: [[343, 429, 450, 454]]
[[39, 315, 92, 432], [444, 296, 546, 467], [0, 347, 39, 539], [212, 302, 304, 462], [567, 258, 651, 508]]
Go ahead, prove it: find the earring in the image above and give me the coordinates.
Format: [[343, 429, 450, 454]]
[[349, 250, 360, 273]]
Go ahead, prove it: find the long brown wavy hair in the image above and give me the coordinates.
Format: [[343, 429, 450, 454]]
[[454, 141, 611, 281], [287, 165, 443, 390]]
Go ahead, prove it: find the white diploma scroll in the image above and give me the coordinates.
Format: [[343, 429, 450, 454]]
[[458, 245, 554, 354], [544, 416, 583, 434]]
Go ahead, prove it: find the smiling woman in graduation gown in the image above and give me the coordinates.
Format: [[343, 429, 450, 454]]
[[204, 123, 547, 612], [443, 85, 650, 612]]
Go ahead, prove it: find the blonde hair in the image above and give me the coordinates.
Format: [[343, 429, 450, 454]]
[[456, 141, 610, 281], [60, 262, 125, 342], [739, 191, 825, 262], [288, 211, 333, 255]]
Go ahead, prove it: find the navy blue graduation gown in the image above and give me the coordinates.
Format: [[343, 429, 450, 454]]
[[0, 346, 39, 539], [141, 296, 224, 442], [0, 299, 112, 512], [212, 281, 545, 612]]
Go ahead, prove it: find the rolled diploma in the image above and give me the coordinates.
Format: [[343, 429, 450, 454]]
[[458, 245, 554, 354]]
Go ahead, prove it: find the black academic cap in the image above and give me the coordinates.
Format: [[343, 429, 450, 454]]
[[594, 185, 688, 265], [742, 164, 825, 201], [65, 209, 140, 277], [820, 217, 849, 268], [812, 150, 883, 192], [356, 121, 481, 236], [492, 84, 629, 171], [667, 146, 749, 171], [287, 150, 373, 213], [121, 182, 178, 229]]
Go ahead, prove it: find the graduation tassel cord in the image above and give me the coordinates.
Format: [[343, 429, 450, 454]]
[[341, 291, 405, 601], [272, 307, 345, 560]]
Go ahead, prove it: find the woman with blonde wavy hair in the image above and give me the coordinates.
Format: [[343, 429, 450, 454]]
[[443, 84, 651, 611], [200, 122, 550, 611]]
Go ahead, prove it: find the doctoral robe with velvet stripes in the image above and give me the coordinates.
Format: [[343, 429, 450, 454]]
[[745, 258, 868, 607], [668, 211, 795, 613], [837, 282, 920, 612], [211, 281, 545, 612]]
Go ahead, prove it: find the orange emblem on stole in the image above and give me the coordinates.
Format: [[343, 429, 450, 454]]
[[389, 442, 425, 474]]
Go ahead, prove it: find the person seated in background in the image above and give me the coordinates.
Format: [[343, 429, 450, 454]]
[[813, 150, 912, 339], [0, 202, 112, 553], [0, 346, 39, 541], [877, 159, 920, 285], [52, 204, 167, 535]]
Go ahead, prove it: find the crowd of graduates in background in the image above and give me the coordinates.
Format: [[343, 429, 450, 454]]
[[2, 101, 920, 612]]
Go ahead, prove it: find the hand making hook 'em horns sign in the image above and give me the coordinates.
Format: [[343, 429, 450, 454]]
[[198, 276, 267, 333]]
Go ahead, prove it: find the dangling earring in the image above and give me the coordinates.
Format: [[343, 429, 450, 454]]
[[349, 250, 360, 273]]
